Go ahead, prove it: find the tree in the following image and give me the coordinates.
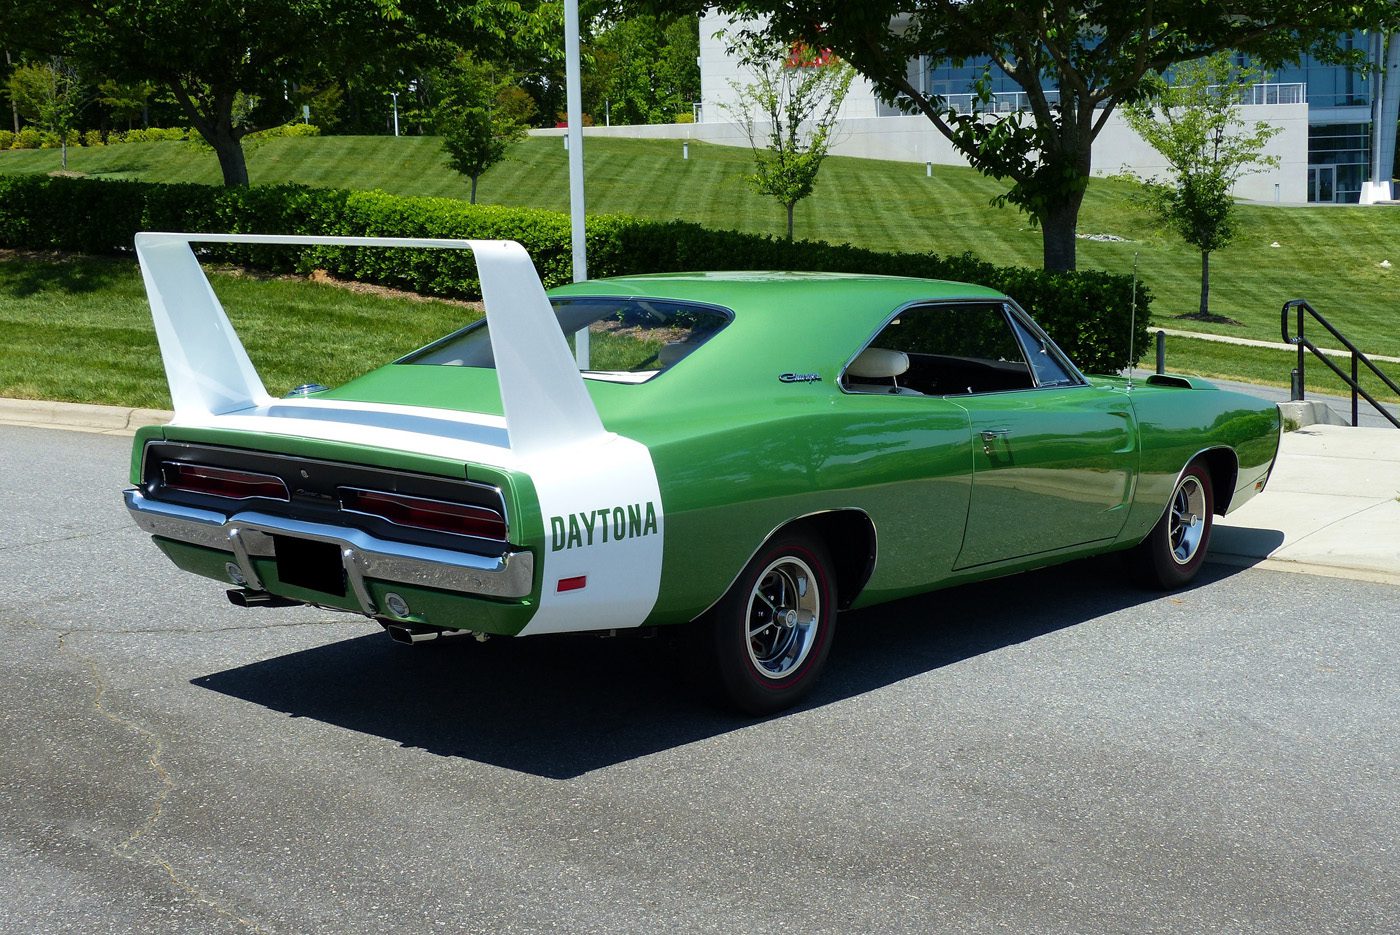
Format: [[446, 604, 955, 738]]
[[724, 38, 853, 240], [2, 0, 536, 186], [7, 58, 84, 169], [585, 15, 700, 125], [97, 79, 155, 130], [436, 57, 534, 204], [679, 1, 1400, 270], [1124, 53, 1281, 320]]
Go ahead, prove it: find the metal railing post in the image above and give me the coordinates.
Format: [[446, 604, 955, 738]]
[[1155, 330, 1165, 375], [1281, 297, 1400, 429], [1352, 353, 1360, 427]]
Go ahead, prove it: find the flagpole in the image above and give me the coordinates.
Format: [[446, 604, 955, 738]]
[[564, 0, 589, 367]]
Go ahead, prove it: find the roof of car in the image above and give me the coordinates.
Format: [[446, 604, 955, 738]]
[[549, 271, 1005, 314]]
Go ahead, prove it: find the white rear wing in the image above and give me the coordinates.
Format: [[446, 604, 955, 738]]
[[133, 232, 605, 458]]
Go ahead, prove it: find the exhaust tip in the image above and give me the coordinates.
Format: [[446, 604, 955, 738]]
[[226, 588, 301, 609], [381, 621, 442, 644]]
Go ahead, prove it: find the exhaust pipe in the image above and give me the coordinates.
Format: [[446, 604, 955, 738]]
[[227, 588, 301, 608], [382, 621, 443, 644], [380, 621, 475, 644]]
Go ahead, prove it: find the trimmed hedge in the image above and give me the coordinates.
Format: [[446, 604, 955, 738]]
[[0, 175, 1150, 372]]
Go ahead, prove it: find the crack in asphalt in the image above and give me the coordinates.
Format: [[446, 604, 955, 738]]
[[0, 520, 140, 553], [56, 629, 273, 935]]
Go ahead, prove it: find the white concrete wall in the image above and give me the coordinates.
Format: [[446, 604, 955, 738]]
[[539, 101, 1309, 204], [698, 10, 886, 124], [1092, 103, 1309, 203]]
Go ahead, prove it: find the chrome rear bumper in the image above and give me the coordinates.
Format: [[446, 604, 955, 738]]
[[124, 489, 535, 615]]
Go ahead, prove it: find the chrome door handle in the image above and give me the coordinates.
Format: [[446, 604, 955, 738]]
[[980, 429, 1008, 456]]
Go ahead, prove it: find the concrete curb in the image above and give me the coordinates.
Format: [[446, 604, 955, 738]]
[[0, 397, 172, 435], [1277, 399, 1349, 429]]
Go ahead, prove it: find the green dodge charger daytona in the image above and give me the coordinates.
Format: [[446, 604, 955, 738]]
[[125, 233, 1281, 713]]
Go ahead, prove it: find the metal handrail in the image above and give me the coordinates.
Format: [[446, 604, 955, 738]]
[[1282, 299, 1400, 428]]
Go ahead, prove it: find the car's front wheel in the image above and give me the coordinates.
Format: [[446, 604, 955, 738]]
[[694, 534, 836, 715], [1132, 462, 1215, 589]]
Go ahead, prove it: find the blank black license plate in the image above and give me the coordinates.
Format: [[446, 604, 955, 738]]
[[273, 535, 346, 596]]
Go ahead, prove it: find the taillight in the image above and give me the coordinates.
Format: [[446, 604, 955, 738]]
[[339, 488, 507, 541], [161, 462, 289, 501]]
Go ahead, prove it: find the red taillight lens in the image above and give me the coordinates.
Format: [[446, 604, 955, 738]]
[[340, 488, 507, 541], [161, 462, 289, 500]]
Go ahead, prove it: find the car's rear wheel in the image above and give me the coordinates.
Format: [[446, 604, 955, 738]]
[[694, 534, 836, 715], [1132, 462, 1214, 589]]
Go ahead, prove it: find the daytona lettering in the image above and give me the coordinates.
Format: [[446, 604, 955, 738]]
[[550, 501, 659, 551]]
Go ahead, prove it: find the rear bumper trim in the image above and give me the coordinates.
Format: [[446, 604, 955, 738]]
[[124, 489, 535, 613]]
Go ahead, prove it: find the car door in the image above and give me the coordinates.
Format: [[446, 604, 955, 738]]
[[947, 303, 1138, 569]]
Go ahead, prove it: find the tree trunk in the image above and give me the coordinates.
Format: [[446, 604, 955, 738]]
[[1040, 187, 1085, 272], [60, 137, 67, 171], [5, 51, 18, 134], [1200, 250, 1211, 317], [470, 174, 479, 204], [169, 83, 249, 187], [785, 202, 794, 241], [210, 130, 250, 186]]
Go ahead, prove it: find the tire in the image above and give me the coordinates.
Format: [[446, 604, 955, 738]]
[[1132, 462, 1214, 590], [693, 534, 837, 715]]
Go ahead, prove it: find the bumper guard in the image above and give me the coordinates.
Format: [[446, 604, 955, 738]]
[[124, 489, 534, 616]]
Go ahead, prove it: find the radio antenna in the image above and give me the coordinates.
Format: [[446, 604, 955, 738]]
[[1126, 251, 1139, 391]]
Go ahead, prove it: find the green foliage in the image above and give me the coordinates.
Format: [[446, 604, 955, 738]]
[[2, 125, 192, 148], [434, 56, 531, 204], [585, 15, 701, 125], [724, 38, 854, 240], [96, 79, 155, 129], [0, 173, 1149, 372], [701, 0, 1400, 270], [21, 0, 543, 185], [1125, 53, 1282, 315], [5, 58, 84, 168]]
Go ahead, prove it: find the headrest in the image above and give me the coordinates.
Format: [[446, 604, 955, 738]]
[[657, 342, 690, 367], [847, 347, 910, 379]]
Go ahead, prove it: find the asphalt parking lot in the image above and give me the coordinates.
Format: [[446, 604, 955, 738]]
[[3, 424, 1398, 934]]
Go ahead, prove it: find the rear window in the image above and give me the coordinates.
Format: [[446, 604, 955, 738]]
[[402, 297, 731, 384]]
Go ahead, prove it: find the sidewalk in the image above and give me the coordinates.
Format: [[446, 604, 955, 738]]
[[1212, 424, 1400, 586], [2, 397, 1397, 587]]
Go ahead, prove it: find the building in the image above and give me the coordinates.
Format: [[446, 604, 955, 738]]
[[689, 15, 1400, 205]]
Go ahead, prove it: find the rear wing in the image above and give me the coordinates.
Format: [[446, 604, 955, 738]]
[[133, 232, 604, 458]]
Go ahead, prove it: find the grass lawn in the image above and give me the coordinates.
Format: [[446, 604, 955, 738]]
[[3, 251, 1393, 411], [3, 134, 1398, 361], [0, 252, 477, 409], [1157, 332, 1399, 405]]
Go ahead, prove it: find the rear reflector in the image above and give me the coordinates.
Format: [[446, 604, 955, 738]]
[[340, 488, 507, 541], [556, 575, 587, 592], [161, 462, 289, 501]]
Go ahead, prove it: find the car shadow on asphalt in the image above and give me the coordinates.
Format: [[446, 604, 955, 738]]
[[193, 557, 1248, 780]]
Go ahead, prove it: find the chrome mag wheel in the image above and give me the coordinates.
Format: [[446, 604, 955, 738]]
[[1169, 475, 1208, 566], [746, 556, 821, 679], [695, 534, 837, 715]]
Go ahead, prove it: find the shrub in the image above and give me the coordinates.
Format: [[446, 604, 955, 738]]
[[0, 175, 1148, 371], [82, 129, 104, 147], [13, 128, 43, 149], [0, 130, 12, 150]]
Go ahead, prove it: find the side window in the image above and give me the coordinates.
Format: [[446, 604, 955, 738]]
[[1007, 313, 1077, 387], [843, 303, 1034, 396]]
